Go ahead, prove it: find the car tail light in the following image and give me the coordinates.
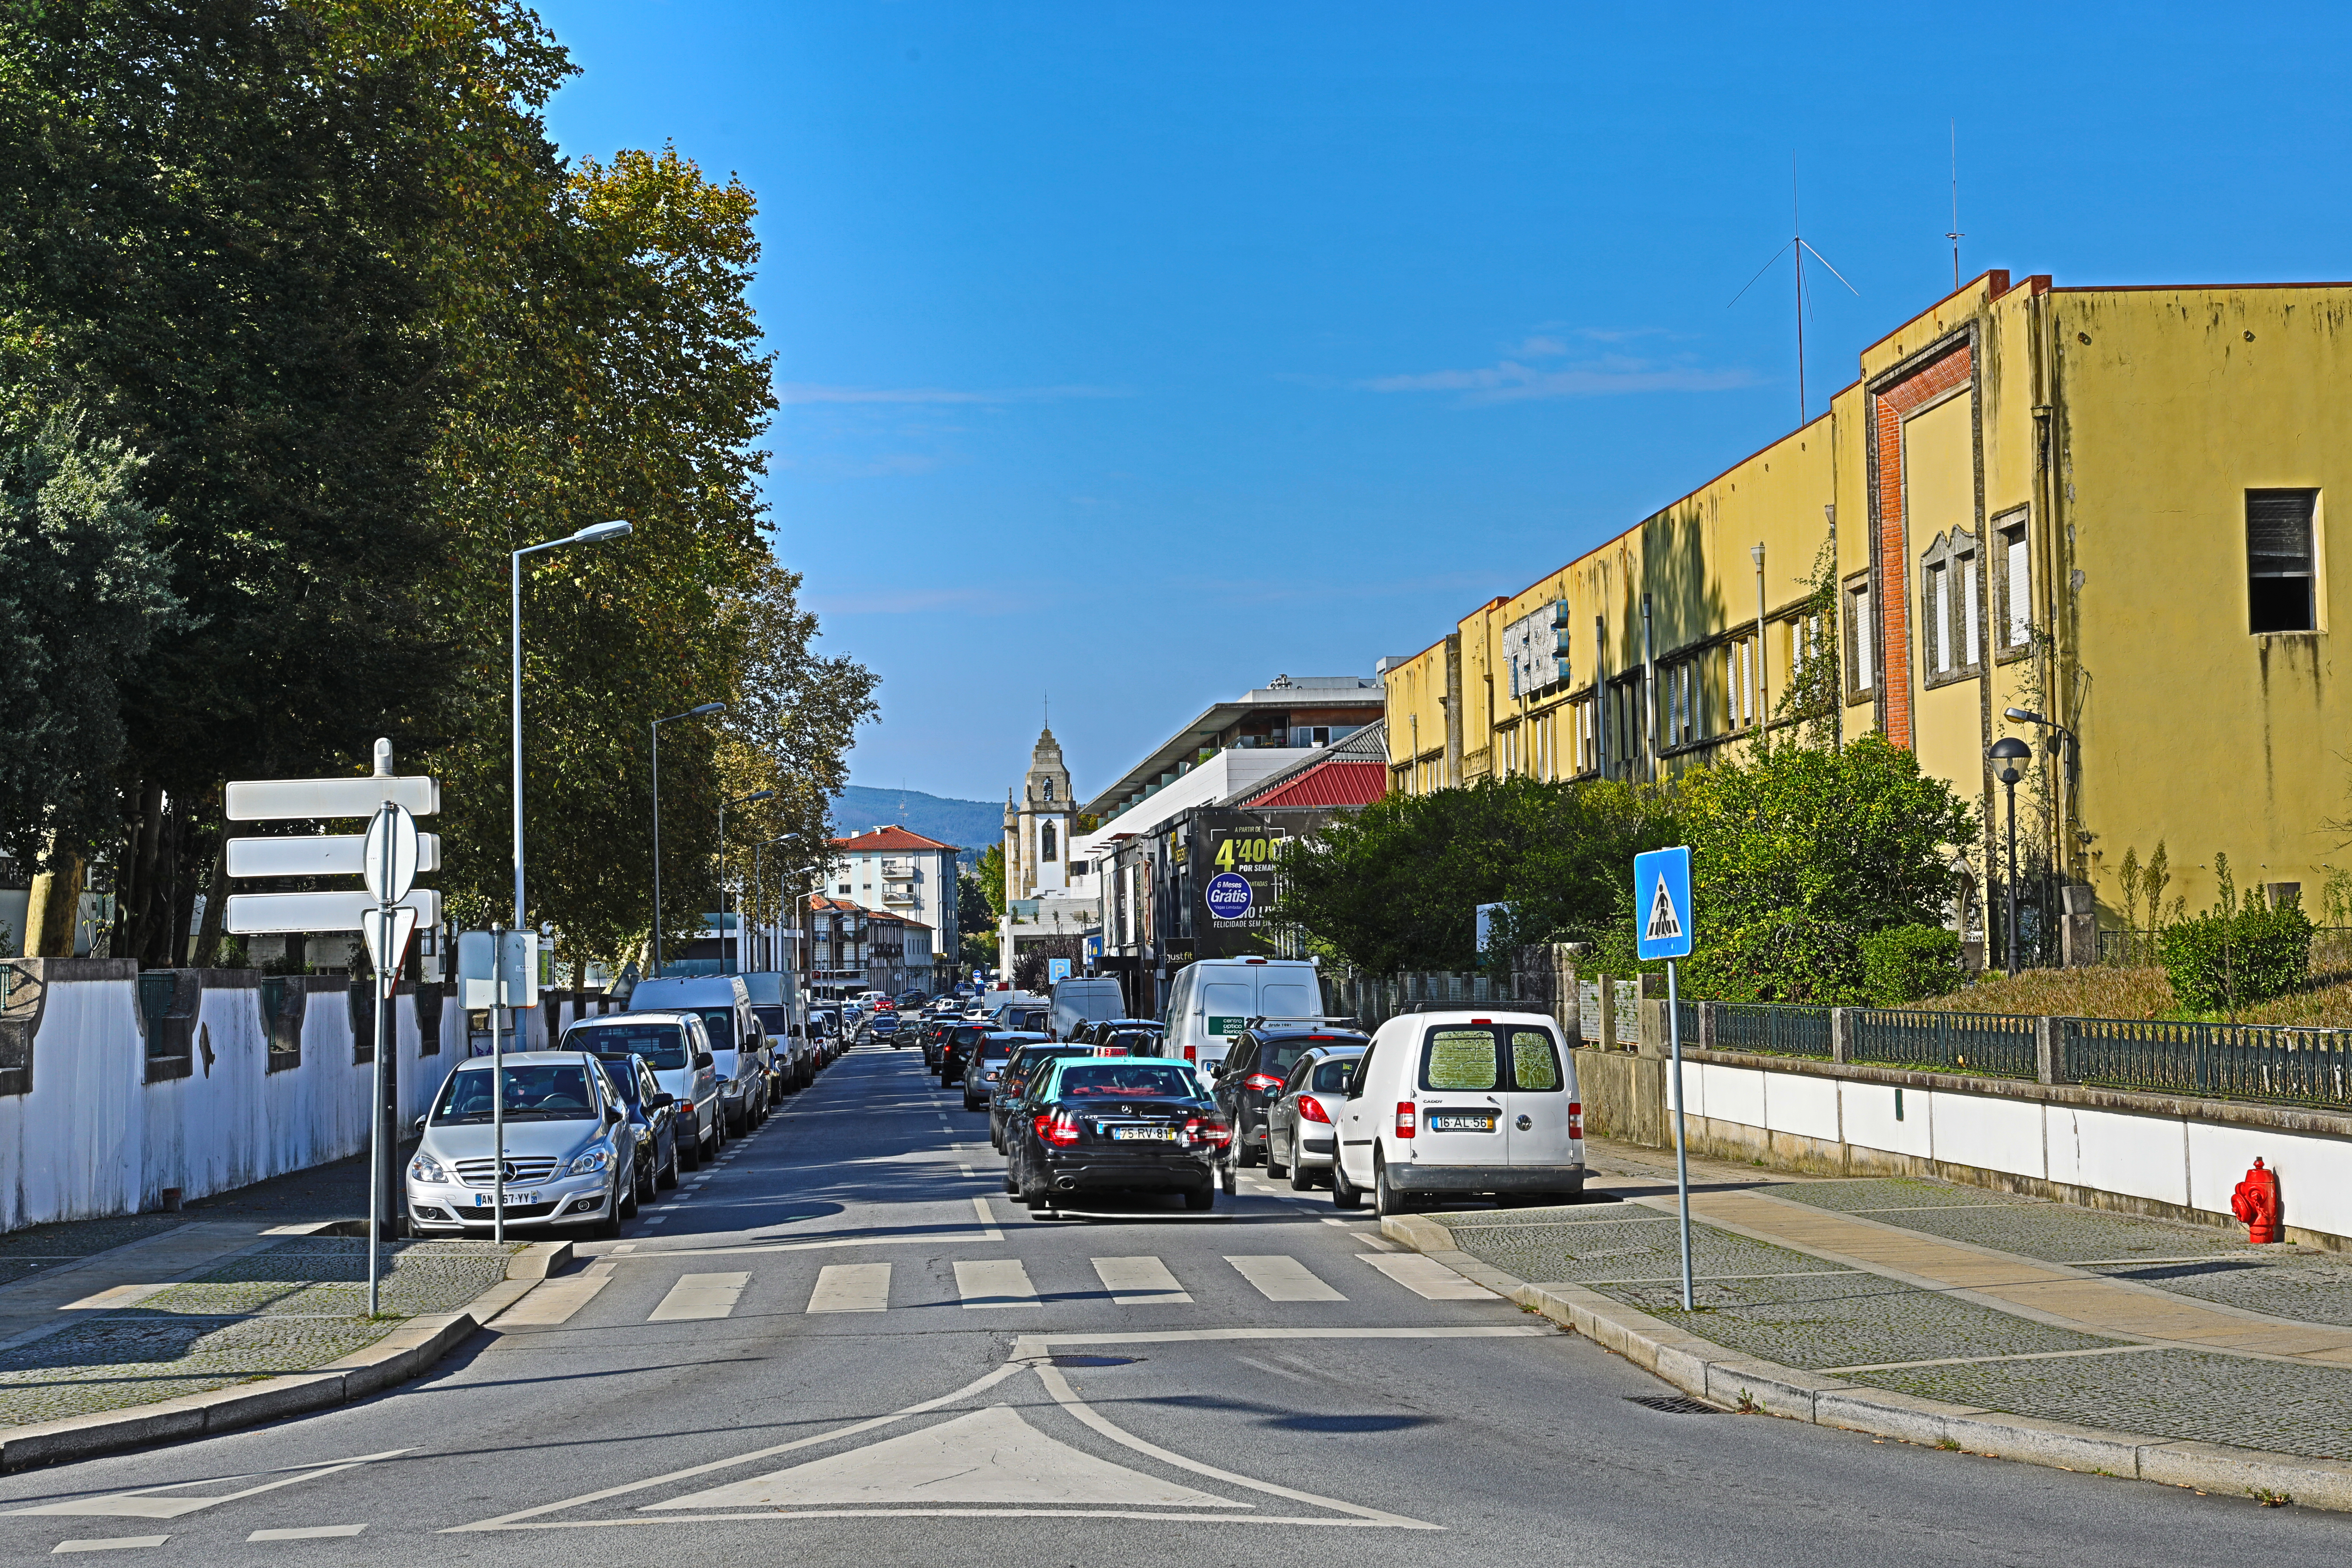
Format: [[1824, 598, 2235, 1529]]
[[1471, 1017, 1490, 1025], [1242, 1073, 1283, 1093], [1039, 1111, 1081, 1147], [1185, 1117, 1232, 1148], [1297, 1095, 1331, 1124], [1394, 1101, 1417, 1139], [1568, 1101, 1584, 1140], [1183, 1045, 1197, 1063]]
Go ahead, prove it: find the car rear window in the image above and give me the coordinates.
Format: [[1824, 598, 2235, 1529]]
[[592, 1057, 645, 1105], [569, 1023, 686, 1070], [976, 1041, 1014, 1062], [1052, 1063, 1198, 1099], [1419, 1027, 1563, 1092]]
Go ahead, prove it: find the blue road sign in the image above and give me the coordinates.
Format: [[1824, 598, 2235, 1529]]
[[1633, 846, 1694, 961]]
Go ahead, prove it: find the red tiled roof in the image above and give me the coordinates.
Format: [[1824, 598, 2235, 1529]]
[[1239, 759, 1388, 810], [831, 825, 961, 852]]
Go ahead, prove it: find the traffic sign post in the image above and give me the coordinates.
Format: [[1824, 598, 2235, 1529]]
[[1633, 846, 1698, 1311], [458, 928, 538, 1242]]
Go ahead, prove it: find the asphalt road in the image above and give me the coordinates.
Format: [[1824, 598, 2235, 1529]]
[[0, 1043, 2342, 1565]]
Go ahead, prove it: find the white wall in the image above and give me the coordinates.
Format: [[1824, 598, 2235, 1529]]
[[1679, 1055, 2352, 1241]]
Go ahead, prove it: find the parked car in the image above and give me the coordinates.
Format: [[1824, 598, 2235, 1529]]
[[1048, 976, 1126, 1040], [939, 1021, 995, 1084], [1160, 957, 1324, 1070], [559, 1011, 723, 1169], [1263, 1043, 1367, 1188], [623, 975, 771, 1134], [590, 1048, 682, 1198], [1213, 1023, 1370, 1170], [989, 1040, 1099, 1151], [406, 1050, 640, 1238], [1329, 1009, 1584, 1215], [960, 1029, 1045, 1112], [1005, 1056, 1230, 1211]]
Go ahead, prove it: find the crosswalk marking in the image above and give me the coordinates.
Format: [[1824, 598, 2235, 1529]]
[[649, 1271, 750, 1321], [247, 1527, 365, 1542], [1092, 1256, 1191, 1305], [1225, 1254, 1345, 1302], [1357, 1252, 1496, 1300], [51, 1538, 166, 1553], [954, 1259, 1039, 1308], [497, 1261, 615, 1326], [807, 1263, 891, 1313]]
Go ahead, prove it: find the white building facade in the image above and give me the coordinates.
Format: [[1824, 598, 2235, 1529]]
[[826, 827, 961, 972]]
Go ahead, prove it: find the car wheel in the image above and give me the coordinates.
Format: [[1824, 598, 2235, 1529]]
[[634, 1159, 654, 1206], [678, 1128, 700, 1171], [1330, 1155, 1363, 1210], [1218, 1158, 1237, 1196], [596, 1183, 625, 1239], [1239, 1137, 1263, 1169], [1290, 1150, 1317, 1191], [658, 1143, 680, 1189], [619, 1175, 640, 1220], [1265, 1132, 1288, 1181], [1184, 1186, 1216, 1211], [1375, 1154, 1414, 1218]]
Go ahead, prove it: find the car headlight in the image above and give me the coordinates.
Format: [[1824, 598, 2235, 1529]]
[[567, 1147, 613, 1177], [409, 1154, 448, 1183]]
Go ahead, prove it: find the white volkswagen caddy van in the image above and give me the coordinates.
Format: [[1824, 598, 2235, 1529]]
[[1330, 1007, 1583, 1216]]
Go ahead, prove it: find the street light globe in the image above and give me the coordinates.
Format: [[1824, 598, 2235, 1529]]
[[1988, 735, 2032, 786], [689, 701, 726, 718], [573, 519, 633, 544]]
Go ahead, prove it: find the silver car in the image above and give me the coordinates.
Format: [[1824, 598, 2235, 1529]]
[[560, 1011, 724, 1169], [406, 1050, 641, 1238], [1263, 1044, 1366, 1191]]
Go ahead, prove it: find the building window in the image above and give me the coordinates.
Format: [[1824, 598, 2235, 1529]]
[[1041, 822, 1058, 862], [1845, 576, 1874, 695], [2248, 489, 2318, 633], [1991, 511, 2031, 656], [1920, 529, 1982, 684]]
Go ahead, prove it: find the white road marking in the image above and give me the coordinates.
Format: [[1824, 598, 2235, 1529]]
[[611, 1244, 638, 1254], [51, 1538, 165, 1553], [954, 1259, 1038, 1308], [649, 1404, 1240, 1510], [971, 1196, 1004, 1242], [1232, 1353, 1315, 1383], [1092, 1256, 1191, 1305], [5, 1452, 411, 1520], [648, 1272, 749, 1321], [246, 1526, 365, 1541], [642, 1217, 668, 1226], [57, 1284, 168, 1312], [806, 1264, 891, 1313], [1357, 1252, 1496, 1300], [496, 1262, 616, 1326], [1225, 1255, 1344, 1302]]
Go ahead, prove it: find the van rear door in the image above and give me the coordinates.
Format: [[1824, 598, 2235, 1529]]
[[1254, 973, 1316, 1023], [1198, 980, 1252, 1063], [1500, 1024, 1574, 1167]]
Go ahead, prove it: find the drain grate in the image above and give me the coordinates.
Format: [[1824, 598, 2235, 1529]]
[[1049, 1354, 1141, 1368], [1625, 1394, 1723, 1415]]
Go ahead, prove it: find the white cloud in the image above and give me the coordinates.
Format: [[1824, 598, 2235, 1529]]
[[1361, 354, 1755, 403]]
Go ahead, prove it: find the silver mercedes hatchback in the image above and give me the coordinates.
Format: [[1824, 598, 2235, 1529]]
[[406, 1050, 640, 1238]]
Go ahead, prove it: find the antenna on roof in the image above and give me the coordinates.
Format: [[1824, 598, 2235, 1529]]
[[1946, 119, 1964, 292], [1727, 158, 1858, 425]]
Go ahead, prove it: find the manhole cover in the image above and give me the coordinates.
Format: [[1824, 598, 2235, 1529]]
[[1048, 1354, 1141, 1368], [1625, 1394, 1722, 1415]]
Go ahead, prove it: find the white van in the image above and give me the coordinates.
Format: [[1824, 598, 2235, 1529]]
[[740, 970, 814, 1091], [1329, 1007, 1583, 1216], [1160, 958, 1323, 1070], [1048, 976, 1125, 1040], [622, 974, 770, 1133]]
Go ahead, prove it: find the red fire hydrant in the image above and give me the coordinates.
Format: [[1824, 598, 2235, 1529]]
[[2231, 1158, 2282, 1244]]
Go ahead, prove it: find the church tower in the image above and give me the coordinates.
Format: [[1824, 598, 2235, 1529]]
[[1014, 727, 1073, 896]]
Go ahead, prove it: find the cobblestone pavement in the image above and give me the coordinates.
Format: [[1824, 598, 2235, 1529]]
[[0, 1217, 209, 1292], [1763, 1176, 2352, 1327], [0, 1237, 514, 1428]]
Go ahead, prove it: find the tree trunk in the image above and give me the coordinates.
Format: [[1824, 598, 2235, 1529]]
[[122, 783, 163, 964], [24, 851, 85, 958], [191, 825, 228, 967]]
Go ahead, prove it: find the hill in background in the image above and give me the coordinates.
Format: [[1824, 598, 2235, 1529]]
[[830, 785, 1000, 869]]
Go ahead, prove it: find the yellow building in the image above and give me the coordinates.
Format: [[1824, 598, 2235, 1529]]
[[1385, 269, 2352, 953]]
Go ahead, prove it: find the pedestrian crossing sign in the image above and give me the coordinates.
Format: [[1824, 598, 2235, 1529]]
[[1633, 846, 1693, 960]]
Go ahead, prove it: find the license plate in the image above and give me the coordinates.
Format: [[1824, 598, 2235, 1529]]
[[1108, 1126, 1176, 1141], [1429, 1114, 1496, 1132], [474, 1190, 538, 1208]]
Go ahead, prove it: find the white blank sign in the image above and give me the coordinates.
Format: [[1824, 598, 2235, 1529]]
[[226, 834, 441, 879], [225, 775, 439, 822]]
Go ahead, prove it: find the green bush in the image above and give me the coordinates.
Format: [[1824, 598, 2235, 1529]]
[[1860, 925, 1963, 1006], [2160, 894, 2313, 1013]]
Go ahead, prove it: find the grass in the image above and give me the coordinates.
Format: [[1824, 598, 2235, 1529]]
[[1914, 965, 2352, 1028]]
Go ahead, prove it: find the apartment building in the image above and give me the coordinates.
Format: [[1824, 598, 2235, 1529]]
[[1384, 269, 2352, 947], [827, 826, 959, 976]]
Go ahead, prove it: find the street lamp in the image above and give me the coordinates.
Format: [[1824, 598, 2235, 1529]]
[[1989, 736, 2034, 974], [749, 834, 790, 970], [513, 520, 632, 928], [719, 788, 774, 974], [650, 701, 726, 976]]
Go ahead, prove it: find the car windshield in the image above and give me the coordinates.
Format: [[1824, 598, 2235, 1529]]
[[1308, 1055, 1364, 1092], [433, 1064, 600, 1122], [1052, 1063, 1199, 1099], [976, 1042, 1014, 1062], [569, 1023, 686, 1070], [751, 1006, 790, 1034], [593, 1057, 645, 1106], [694, 1010, 737, 1052]]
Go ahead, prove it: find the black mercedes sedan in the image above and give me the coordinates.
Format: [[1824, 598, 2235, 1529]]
[[1007, 1058, 1228, 1211]]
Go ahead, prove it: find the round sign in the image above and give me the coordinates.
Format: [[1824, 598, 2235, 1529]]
[[1205, 872, 1254, 921]]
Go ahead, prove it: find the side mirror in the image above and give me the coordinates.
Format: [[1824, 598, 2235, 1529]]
[[605, 1105, 623, 1126], [695, 1051, 715, 1070], [650, 1091, 675, 1108], [411, 1115, 427, 1136]]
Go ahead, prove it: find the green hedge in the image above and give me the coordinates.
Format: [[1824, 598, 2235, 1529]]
[[1859, 924, 1963, 1006], [2160, 896, 2313, 1013]]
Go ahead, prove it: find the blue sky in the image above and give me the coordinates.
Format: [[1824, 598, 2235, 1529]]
[[537, 1, 2352, 805]]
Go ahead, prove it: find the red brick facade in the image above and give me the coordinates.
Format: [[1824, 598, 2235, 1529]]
[[1869, 343, 1973, 749]]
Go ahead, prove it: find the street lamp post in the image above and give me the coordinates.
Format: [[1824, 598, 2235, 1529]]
[[719, 789, 775, 975], [513, 520, 631, 930], [651, 702, 726, 976], [1989, 736, 2033, 975], [750, 834, 789, 970]]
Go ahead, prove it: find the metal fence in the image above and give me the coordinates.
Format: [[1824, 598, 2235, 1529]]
[[1850, 1007, 2038, 1079], [1325, 968, 1552, 1033], [2063, 1017, 2352, 1110], [1712, 1003, 1833, 1059]]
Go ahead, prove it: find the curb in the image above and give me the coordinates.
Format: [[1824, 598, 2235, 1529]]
[[1379, 1212, 2352, 1511], [0, 1240, 572, 1473]]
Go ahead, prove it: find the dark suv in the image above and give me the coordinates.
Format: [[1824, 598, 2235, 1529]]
[[1212, 1023, 1369, 1169]]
